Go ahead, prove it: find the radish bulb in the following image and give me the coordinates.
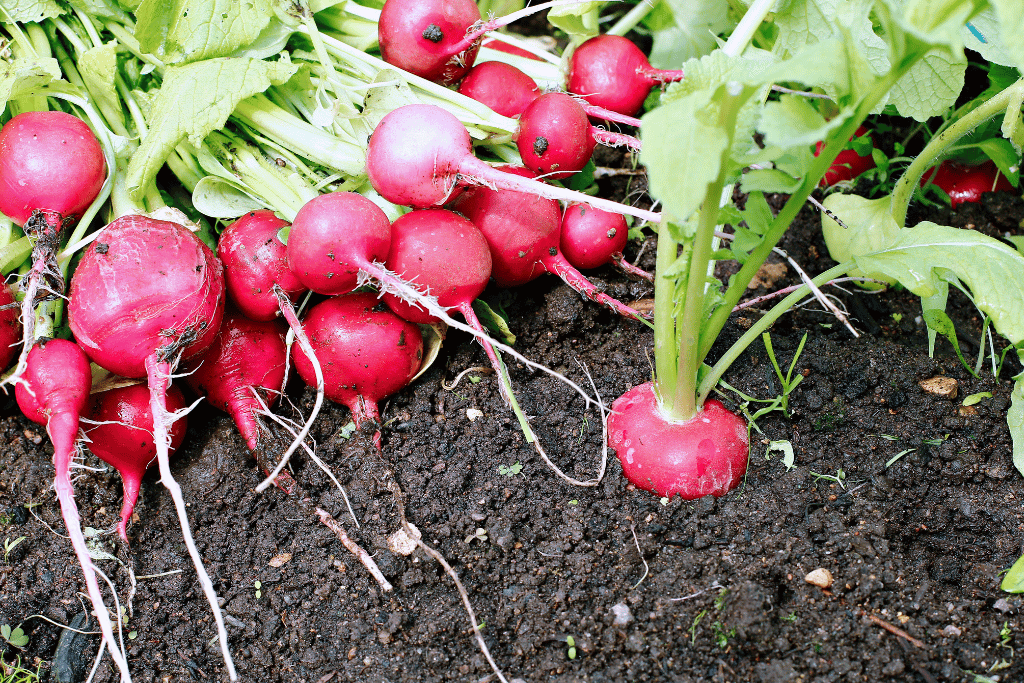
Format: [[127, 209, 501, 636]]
[[568, 35, 686, 116], [560, 203, 652, 281]]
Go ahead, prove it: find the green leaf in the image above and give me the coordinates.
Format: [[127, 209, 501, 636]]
[[855, 222, 1024, 344], [134, 0, 277, 64], [766, 440, 796, 471], [78, 42, 123, 131], [1, 0, 64, 21], [740, 168, 802, 194], [773, 0, 889, 77], [191, 176, 267, 218], [989, 0, 1024, 72], [547, 1, 604, 42], [1007, 235, 1024, 255], [962, 6, 1018, 67], [922, 309, 975, 375], [9, 627, 27, 648], [0, 58, 62, 109], [472, 299, 516, 345], [1004, 552, 1024, 592], [1, 624, 10, 639], [127, 57, 298, 200], [976, 137, 1019, 187], [820, 194, 900, 284], [759, 95, 835, 149], [1011, 376, 1024, 478], [888, 47, 967, 121], [962, 391, 992, 406], [646, 0, 732, 69]]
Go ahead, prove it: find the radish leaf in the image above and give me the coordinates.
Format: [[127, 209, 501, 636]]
[[134, 0, 276, 64], [888, 47, 967, 121], [2, 0, 63, 22], [0, 58, 61, 107], [1010, 376, 1024, 478]]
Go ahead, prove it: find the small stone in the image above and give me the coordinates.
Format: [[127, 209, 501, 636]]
[[941, 624, 962, 637], [919, 376, 958, 399], [268, 553, 292, 567], [805, 568, 834, 588], [466, 408, 484, 421], [388, 523, 421, 556], [611, 603, 633, 626], [992, 598, 1013, 614]]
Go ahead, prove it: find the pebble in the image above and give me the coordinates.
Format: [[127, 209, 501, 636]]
[[611, 603, 633, 626], [942, 624, 962, 637], [992, 598, 1013, 614], [805, 568, 834, 588], [919, 376, 958, 399], [268, 553, 292, 567]]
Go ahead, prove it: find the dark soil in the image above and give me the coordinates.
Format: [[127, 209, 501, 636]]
[[3, 128, 1024, 683]]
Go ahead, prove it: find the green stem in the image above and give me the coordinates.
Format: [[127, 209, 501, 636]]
[[696, 264, 849, 403], [607, 0, 659, 37], [653, 221, 680, 405], [722, 0, 776, 57], [890, 77, 1024, 227]]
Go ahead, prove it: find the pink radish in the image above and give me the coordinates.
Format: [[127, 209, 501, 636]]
[[458, 61, 540, 118], [560, 202, 652, 281], [184, 308, 296, 492], [67, 214, 237, 680], [449, 166, 648, 320], [481, 37, 543, 61], [0, 112, 106, 390], [378, 0, 482, 84], [568, 34, 686, 116], [15, 338, 132, 681], [607, 382, 749, 499], [294, 292, 423, 443], [365, 104, 659, 223], [0, 285, 21, 370], [85, 382, 188, 543]]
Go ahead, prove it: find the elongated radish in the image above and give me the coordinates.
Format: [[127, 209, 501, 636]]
[[0, 285, 21, 370], [15, 338, 132, 682], [184, 308, 296, 492], [85, 383, 188, 543], [294, 292, 423, 443], [67, 214, 237, 680], [560, 202, 652, 280], [450, 166, 648, 320], [607, 382, 749, 499], [0, 111, 106, 389], [366, 104, 659, 223], [568, 34, 686, 116]]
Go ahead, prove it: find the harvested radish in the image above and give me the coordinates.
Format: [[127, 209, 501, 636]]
[[293, 292, 423, 443], [184, 308, 295, 492], [67, 214, 237, 680], [0, 285, 21, 370], [15, 338, 132, 681], [919, 159, 1014, 207], [568, 35, 685, 116], [366, 104, 659, 223], [607, 382, 749, 499], [378, 0, 482, 84], [458, 61, 540, 118], [85, 382, 188, 543], [450, 166, 649, 319], [815, 125, 876, 186], [481, 37, 543, 61], [560, 202, 651, 280]]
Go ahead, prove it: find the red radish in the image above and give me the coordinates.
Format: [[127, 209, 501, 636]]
[[294, 292, 423, 442], [378, 0, 482, 84], [184, 309, 295, 492], [568, 35, 686, 116], [14, 338, 132, 681], [85, 383, 188, 543], [815, 125, 876, 186], [67, 214, 237, 680], [482, 37, 543, 61], [450, 166, 649, 319], [218, 210, 306, 321], [458, 61, 540, 118], [0, 112, 106, 391], [919, 159, 1014, 207], [607, 382, 749, 499], [0, 285, 21, 370], [366, 104, 660, 223], [560, 202, 651, 280]]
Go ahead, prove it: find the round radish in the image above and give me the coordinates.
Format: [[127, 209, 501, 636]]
[[458, 61, 540, 118], [919, 159, 1014, 207], [607, 382, 749, 499], [294, 292, 423, 432], [516, 93, 597, 179], [560, 203, 652, 281], [815, 125, 876, 186], [85, 383, 188, 543], [378, 0, 482, 84], [219, 210, 306, 321], [14, 338, 132, 681], [568, 35, 685, 116]]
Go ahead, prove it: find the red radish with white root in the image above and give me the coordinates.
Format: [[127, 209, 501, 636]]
[[84, 383, 189, 543], [366, 103, 658, 223], [561, 203, 652, 281], [0, 111, 105, 388], [568, 34, 686, 116], [67, 214, 237, 680], [450, 166, 649, 320], [15, 338, 132, 682]]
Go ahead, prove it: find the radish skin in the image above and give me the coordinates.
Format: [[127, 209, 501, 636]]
[[378, 0, 482, 84], [15, 339, 132, 683], [0, 285, 21, 370], [561, 202, 652, 281], [568, 35, 685, 116]]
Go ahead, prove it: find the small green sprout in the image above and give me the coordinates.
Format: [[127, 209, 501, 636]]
[[781, 612, 798, 623], [568, 499, 578, 505], [465, 528, 488, 544], [468, 375, 481, 384], [712, 621, 735, 649], [254, 580, 262, 599], [891, 313, 903, 323], [3, 536, 26, 563], [690, 610, 706, 644], [962, 391, 992, 407], [809, 469, 846, 489], [566, 635, 577, 660], [128, 631, 138, 640], [337, 422, 356, 440], [0, 624, 28, 649], [713, 588, 729, 611], [498, 462, 523, 477]]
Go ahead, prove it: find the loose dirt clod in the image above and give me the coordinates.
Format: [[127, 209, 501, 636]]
[[805, 568, 834, 588], [918, 376, 958, 399]]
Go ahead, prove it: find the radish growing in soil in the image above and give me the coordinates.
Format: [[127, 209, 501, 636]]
[[568, 34, 686, 116], [14, 338, 132, 682], [365, 103, 659, 223], [67, 214, 237, 679], [449, 165, 649, 320], [815, 125, 876, 186], [560, 202, 652, 281], [919, 159, 1014, 207], [84, 382, 189, 543], [0, 111, 106, 388]]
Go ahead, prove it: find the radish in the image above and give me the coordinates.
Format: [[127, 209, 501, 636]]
[[0, 285, 21, 370], [293, 292, 423, 443], [85, 382, 188, 543], [481, 37, 543, 60], [919, 159, 1014, 207], [14, 338, 132, 682], [607, 383, 749, 498], [568, 35, 686, 116], [560, 202, 651, 280], [67, 214, 237, 680], [458, 61, 540, 118], [184, 308, 296, 492], [378, 0, 482, 84], [449, 166, 649, 319], [0, 111, 106, 389], [365, 104, 659, 223], [815, 125, 876, 186]]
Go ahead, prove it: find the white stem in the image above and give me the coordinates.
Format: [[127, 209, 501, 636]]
[[722, 0, 776, 57]]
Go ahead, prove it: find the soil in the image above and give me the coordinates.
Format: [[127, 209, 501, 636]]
[[3, 79, 1024, 683]]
